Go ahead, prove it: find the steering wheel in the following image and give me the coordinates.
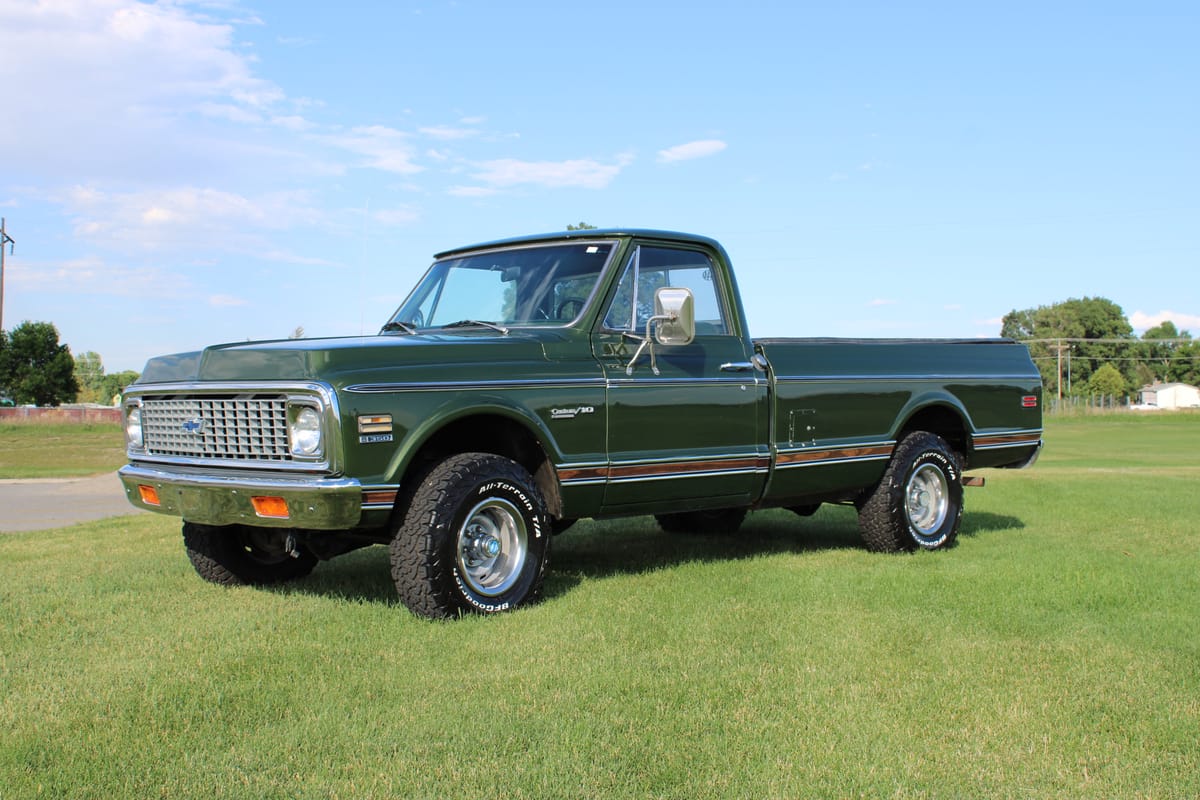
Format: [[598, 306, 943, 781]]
[[555, 297, 586, 320]]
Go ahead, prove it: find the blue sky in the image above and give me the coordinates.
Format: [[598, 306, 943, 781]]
[[1, 1, 1196, 373]]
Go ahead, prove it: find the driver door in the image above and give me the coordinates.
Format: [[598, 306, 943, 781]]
[[592, 243, 767, 513]]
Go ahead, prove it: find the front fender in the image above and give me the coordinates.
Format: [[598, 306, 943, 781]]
[[381, 393, 565, 486]]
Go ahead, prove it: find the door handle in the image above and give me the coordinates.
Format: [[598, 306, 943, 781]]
[[720, 362, 754, 372]]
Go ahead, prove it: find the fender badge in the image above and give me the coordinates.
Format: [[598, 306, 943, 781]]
[[551, 406, 595, 420]]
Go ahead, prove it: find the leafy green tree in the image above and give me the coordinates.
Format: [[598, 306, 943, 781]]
[[1001, 297, 1134, 396], [0, 330, 9, 397], [74, 351, 106, 403], [566, 222, 598, 230], [1088, 363, 1127, 397], [101, 370, 141, 404], [1, 321, 79, 406], [1139, 321, 1194, 385]]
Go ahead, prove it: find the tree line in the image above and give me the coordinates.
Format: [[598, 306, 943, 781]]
[[0, 320, 139, 406], [1001, 297, 1200, 399]]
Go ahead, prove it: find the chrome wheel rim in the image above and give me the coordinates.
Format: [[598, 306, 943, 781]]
[[905, 463, 949, 538], [456, 498, 528, 597]]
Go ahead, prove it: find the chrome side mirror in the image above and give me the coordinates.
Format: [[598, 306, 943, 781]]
[[626, 287, 695, 375], [653, 287, 695, 346]]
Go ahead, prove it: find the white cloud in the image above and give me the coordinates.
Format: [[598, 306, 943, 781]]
[[0, 0, 284, 180], [868, 298, 896, 307], [7, 255, 192, 299], [63, 185, 324, 255], [469, 154, 634, 190], [324, 125, 423, 175], [448, 186, 501, 198], [272, 114, 317, 132], [209, 294, 248, 307], [657, 140, 727, 164], [419, 125, 479, 141], [372, 207, 421, 226], [1130, 310, 1200, 333]]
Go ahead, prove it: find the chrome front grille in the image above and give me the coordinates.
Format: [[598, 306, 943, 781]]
[[142, 395, 292, 462]]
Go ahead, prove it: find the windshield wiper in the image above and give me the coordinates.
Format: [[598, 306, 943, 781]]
[[440, 320, 510, 335], [380, 320, 417, 335]]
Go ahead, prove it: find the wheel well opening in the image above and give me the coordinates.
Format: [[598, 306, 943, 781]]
[[898, 406, 967, 457], [405, 414, 562, 517]]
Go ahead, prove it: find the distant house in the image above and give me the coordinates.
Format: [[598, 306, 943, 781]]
[[1138, 382, 1200, 409]]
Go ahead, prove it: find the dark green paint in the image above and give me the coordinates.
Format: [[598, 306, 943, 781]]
[[123, 230, 1042, 529]]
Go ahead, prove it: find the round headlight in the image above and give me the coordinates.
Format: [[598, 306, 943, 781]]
[[126, 406, 144, 449], [290, 407, 322, 457]]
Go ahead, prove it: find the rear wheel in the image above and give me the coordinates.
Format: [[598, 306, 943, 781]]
[[182, 522, 318, 585], [857, 432, 963, 552], [389, 453, 551, 619]]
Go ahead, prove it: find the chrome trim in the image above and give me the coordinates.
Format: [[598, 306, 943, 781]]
[[606, 467, 766, 484], [346, 378, 607, 394], [121, 381, 342, 474], [970, 428, 1045, 450], [773, 440, 896, 471], [1000, 441, 1043, 469], [118, 463, 362, 529], [558, 453, 770, 486], [346, 375, 759, 393], [775, 453, 893, 469], [775, 374, 1042, 383], [390, 238, 621, 332], [607, 377, 759, 388]]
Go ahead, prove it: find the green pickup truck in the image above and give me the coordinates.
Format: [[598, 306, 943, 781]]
[[119, 229, 1042, 618]]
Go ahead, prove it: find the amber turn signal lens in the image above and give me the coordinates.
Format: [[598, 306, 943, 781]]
[[251, 496, 290, 519], [138, 485, 160, 506]]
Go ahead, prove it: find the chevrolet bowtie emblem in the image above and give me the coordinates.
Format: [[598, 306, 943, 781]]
[[181, 418, 205, 434]]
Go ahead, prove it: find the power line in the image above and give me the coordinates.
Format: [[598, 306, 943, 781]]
[[0, 217, 14, 333]]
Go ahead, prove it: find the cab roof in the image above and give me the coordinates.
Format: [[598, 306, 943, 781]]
[[434, 229, 723, 259]]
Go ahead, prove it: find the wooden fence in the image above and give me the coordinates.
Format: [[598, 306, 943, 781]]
[[0, 406, 122, 424]]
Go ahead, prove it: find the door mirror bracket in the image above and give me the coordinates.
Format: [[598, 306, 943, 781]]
[[625, 287, 695, 375]]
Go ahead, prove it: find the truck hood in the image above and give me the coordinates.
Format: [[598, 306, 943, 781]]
[[135, 332, 554, 385]]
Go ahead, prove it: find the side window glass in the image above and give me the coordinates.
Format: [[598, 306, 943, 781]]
[[603, 246, 728, 335]]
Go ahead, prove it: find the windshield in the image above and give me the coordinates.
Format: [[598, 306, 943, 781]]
[[387, 241, 615, 331]]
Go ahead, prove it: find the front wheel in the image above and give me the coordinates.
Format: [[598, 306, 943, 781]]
[[389, 453, 551, 619], [857, 432, 963, 552], [182, 522, 318, 585]]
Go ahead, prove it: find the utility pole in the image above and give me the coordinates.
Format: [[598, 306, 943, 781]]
[[0, 217, 13, 332], [1051, 339, 1068, 407]]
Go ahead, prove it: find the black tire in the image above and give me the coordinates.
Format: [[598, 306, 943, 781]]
[[857, 432, 963, 552], [655, 507, 748, 535], [182, 522, 318, 585], [389, 453, 551, 619]]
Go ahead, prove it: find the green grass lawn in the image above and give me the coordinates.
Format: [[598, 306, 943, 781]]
[[2, 414, 1198, 798], [0, 423, 125, 479]]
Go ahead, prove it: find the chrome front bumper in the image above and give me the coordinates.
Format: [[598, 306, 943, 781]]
[[118, 464, 364, 529]]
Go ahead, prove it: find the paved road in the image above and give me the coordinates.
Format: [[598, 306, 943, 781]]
[[0, 472, 146, 533]]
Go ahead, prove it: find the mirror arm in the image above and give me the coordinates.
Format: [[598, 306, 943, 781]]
[[625, 312, 676, 376]]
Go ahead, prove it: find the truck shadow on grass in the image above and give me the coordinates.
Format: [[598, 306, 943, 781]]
[[272, 507, 1025, 607]]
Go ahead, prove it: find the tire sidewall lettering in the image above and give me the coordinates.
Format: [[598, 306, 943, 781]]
[[472, 479, 544, 539], [901, 448, 961, 548], [449, 472, 547, 611], [915, 449, 958, 482]]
